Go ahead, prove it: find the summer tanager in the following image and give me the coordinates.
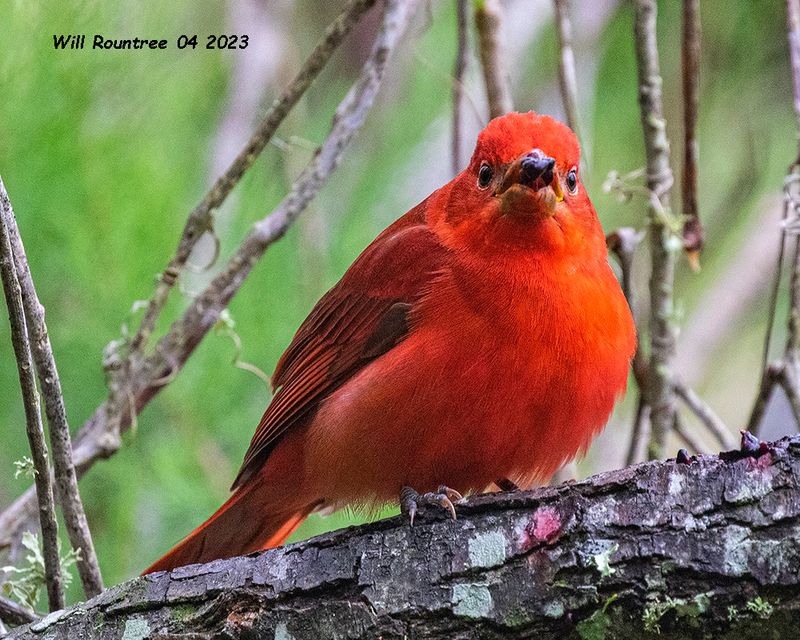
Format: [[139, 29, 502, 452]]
[[144, 111, 636, 574]]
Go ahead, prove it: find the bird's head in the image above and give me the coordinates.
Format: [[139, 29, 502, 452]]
[[431, 111, 602, 257]]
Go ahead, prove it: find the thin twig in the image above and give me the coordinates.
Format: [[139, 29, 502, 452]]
[[552, 0, 579, 133], [625, 394, 650, 466], [750, 189, 794, 436], [789, 0, 800, 159], [673, 379, 736, 450], [681, 0, 703, 270], [0, 179, 103, 598], [606, 227, 648, 385], [747, 364, 781, 434], [748, 1, 800, 434], [452, 0, 469, 174], [0, 593, 36, 627], [606, 228, 655, 465], [0, 0, 419, 557], [779, 357, 800, 426], [608, 226, 730, 457], [474, 0, 513, 119], [672, 412, 706, 455], [633, 0, 679, 459], [779, 2, 800, 426], [127, 0, 378, 355], [0, 188, 64, 611]]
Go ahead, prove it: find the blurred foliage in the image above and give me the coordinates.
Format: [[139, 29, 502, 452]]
[[0, 0, 795, 605]]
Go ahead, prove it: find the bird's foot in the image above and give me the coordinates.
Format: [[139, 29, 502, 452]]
[[400, 485, 463, 526]]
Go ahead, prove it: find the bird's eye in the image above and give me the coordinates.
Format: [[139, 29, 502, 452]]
[[566, 168, 578, 194], [478, 163, 493, 189]]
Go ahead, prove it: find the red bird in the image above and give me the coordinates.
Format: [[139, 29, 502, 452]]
[[144, 111, 636, 574]]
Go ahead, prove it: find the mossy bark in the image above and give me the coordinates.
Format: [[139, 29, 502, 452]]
[[7, 435, 800, 639]]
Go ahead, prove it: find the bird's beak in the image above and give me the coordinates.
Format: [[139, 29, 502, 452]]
[[495, 149, 564, 214]]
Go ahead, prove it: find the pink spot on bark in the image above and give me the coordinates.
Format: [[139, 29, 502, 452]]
[[520, 506, 562, 550], [532, 507, 562, 542], [750, 451, 774, 470]]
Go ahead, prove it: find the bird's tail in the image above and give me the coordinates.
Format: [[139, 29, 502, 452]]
[[142, 471, 317, 575]]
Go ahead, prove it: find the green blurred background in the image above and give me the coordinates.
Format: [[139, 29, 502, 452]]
[[0, 0, 796, 604]]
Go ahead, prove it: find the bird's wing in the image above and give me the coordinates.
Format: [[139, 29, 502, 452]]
[[231, 199, 449, 489]]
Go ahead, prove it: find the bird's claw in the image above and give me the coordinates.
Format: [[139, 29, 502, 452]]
[[400, 485, 464, 527]]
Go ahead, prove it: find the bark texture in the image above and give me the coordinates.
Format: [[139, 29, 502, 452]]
[[7, 435, 800, 639]]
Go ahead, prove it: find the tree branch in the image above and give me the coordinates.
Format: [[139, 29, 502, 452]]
[[790, 0, 800, 159], [0, 595, 35, 629], [0, 179, 103, 599], [606, 227, 647, 386], [451, 0, 469, 175], [127, 0, 378, 355], [672, 411, 707, 454], [475, 0, 513, 119], [681, 0, 703, 269], [673, 379, 736, 450], [625, 393, 650, 465], [0, 181, 64, 611], [552, 0, 579, 133], [633, 0, 679, 459], [7, 435, 800, 638], [0, 0, 419, 563], [749, 1, 800, 435]]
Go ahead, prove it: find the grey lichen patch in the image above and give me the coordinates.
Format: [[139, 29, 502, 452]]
[[274, 621, 295, 640], [724, 465, 776, 505], [121, 617, 151, 640], [467, 530, 506, 568], [452, 583, 493, 619], [667, 470, 686, 497], [541, 600, 565, 619], [30, 609, 70, 632], [722, 525, 751, 576]]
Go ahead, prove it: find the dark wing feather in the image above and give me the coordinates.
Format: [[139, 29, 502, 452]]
[[231, 200, 449, 489]]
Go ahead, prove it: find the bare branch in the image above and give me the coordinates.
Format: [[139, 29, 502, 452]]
[[673, 379, 736, 450], [748, 0, 800, 433], [779, 2, 800, 408], [0, 594, 36, 628], [0, 181, 64, 611], [0, 0, 420, 558], [633, 0, 679, 459], [608, 226, 730, 459], [552, 0, 579, 133], [789, 0, 800, 159], [0, 179, 103, 599], [451, 0, 469, 174], [747, 364, 781, 434], [474, 0, 513, 119], [672, 412, 707, 455], [127, 0, 379, 355], [625, 393, 650, 466], [606, 227, 647, 385], [779, 357, 800, 426], [681, 0, 703, 269]]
